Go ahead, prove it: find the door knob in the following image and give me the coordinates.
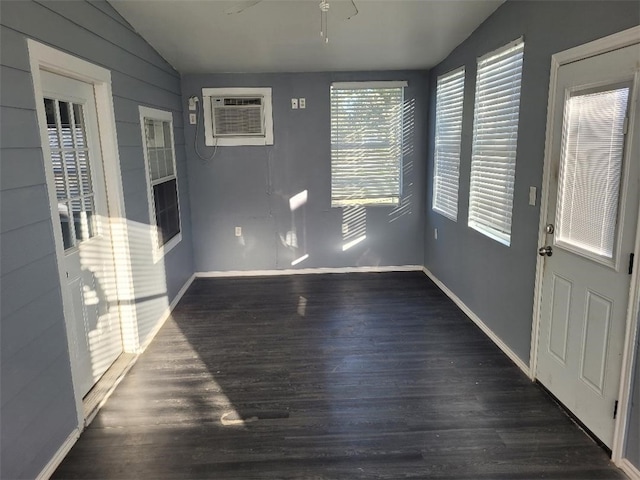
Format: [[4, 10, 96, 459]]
[[538, 246, 553, 257]]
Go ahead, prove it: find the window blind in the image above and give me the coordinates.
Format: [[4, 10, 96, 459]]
[[556, 87, 629, 259], [141, 110, 181, 248], [468, 38, 524, 246], [331, 81, 406, 207], [433, 67, 465, 221]]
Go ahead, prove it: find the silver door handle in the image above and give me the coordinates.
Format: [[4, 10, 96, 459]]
[[538, 246, 553, 257]]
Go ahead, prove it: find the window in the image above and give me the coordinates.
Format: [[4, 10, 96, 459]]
[[139, 106, 181, 255], [556, 86, 630, 261], [330, 81, 407, 207], [433, 67, 465, 221], [45, 98, 97, 250], [468, 38, 524, 246]]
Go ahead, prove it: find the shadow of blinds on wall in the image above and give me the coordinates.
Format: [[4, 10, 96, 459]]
[[468, 38, 524, 246]]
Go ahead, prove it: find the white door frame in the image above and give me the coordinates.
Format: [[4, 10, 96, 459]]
[[28, 40, 138, 428], [530, 25, 640, 469]]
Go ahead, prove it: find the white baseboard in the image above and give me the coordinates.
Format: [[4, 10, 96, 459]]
[[619, 458, 640, 480], [36, 429, 80, 480], [136, 272, 196, 353], [196, 265, 423, 278], [422, 267, 531, 376], [37, 272, 196, 480]]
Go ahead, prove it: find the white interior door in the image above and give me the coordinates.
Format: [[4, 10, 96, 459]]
[[537, 44, 640, 448], [40, 71, 123, 398]]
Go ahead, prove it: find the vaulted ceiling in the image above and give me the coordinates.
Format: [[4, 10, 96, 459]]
[[110, 0, 504, 73]]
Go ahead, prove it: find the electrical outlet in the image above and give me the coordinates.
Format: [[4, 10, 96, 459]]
[[434, 228, 438, 240], [291, 98, 298, 109], [299, 98, 306, 109], [235, 226, 242, 237], [189, 113, 196, 125]]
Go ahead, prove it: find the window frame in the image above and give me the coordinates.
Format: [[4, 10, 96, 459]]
[[554, 83, 631, 268], [139, 106, 182, 259], [45, 97, 101, 251], [330, 80, 407, 208], [468, 37, 525, 246], [432, 66, 466, 221]]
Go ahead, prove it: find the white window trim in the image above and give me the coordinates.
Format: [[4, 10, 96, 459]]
[[330, 81, 407, 208], [139, 106, 182, 261], [201, 87, 273, 146], [553, 84, 631, 270], [432, 66, 465, 221], [467, 37, 525, 247], [332, 81, 408, 89], [477, 36, 524, 63]]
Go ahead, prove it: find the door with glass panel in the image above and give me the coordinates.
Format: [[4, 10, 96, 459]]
[[536, 44, 639, 447], [40, 71, 123, 398]]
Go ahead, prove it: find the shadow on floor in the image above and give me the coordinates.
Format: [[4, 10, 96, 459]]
[[53, 272, 625, 479]]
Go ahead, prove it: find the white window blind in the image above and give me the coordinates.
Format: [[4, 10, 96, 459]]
[[556, 86, 629, 259], [468, 38, 524, 246], [331, 81, 406, 207], [139, 106, 182, 254], [433, 67, 465, 221]]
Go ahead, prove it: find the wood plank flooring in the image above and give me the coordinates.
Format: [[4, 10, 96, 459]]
[[53, 272, 626, 479]]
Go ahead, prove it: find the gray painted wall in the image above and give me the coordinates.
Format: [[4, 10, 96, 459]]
[[626, 314, 640, 466], [424, 0, 639, 363], [0, 1, 194, 478], [424, 0, 639, 469], [1, 0, 638, 476], [181, 71, 428, 272]]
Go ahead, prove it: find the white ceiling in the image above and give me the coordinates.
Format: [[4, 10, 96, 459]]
[[111, 0, 504, 74]]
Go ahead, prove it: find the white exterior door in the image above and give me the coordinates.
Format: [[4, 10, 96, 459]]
[[536, 44, 639, 448], [40, 71, 123, 398]]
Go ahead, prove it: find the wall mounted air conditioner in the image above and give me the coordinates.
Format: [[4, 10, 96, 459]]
[[202, 87, 274, 146]]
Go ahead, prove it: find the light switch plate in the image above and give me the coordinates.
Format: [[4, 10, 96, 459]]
[[291, 98, 298, 109], [529, 186, 537, 206]]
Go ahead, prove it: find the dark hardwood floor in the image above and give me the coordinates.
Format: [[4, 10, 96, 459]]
[[53, 272, 626, 479]]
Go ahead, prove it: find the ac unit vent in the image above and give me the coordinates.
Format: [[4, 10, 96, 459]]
[[220, 98, 262, 106], [212, 97, 264, 137], [202, 88, 274, 146]]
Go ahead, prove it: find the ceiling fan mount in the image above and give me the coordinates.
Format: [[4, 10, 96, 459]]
[[224, 0, 358, 43]]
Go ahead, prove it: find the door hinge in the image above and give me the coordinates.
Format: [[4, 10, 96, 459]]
[[629, 253, 635, 275], [623, 116, 629, 135], [613, 400, 619, 419]]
